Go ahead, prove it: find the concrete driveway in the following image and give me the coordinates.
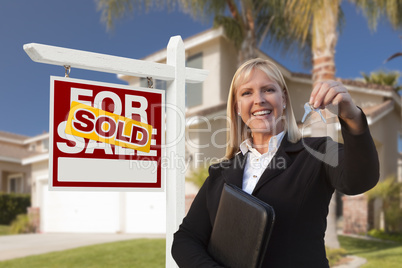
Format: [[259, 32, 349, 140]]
[[0, 233, 165, 261]]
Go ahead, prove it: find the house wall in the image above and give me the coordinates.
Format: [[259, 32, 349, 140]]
[[31, 159, 48, 207], [184, 36, 238, 169], [219, 37, 238, 103], [185, 36, 232, 114], [186, 110, 228, 170], [0, 161, 31, 194], [286, 80, 313, 122], [349, 90, 385, 108], [369, 107, 401, 182], [385, 108, 401, 181]]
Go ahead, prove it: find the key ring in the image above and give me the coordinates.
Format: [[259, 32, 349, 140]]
[[301, 102, 327, 123]]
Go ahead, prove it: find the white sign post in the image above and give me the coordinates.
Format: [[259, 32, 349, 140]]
[[24, 36, 208, 267]]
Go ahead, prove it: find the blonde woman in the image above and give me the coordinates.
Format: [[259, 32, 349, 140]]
[[172, 58, 379, 267]]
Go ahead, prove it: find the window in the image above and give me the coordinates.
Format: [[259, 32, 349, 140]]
[[140, 77, 148, 88], [8, 174, 23, 193], [186, 53, 203, 108], [10, 179, 17, 193], [29, 144, 36, 151], [138, 53, 203, 108], [42, 139, 49, 151]]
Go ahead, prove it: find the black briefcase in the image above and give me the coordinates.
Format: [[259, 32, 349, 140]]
[[208, 183, 275, 268]]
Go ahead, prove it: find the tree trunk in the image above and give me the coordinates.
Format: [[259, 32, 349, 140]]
[[311, 0, 340, 249], [311, 2, 337, 83], [237, 28, 257, 66], [325, 194, 340, 248]]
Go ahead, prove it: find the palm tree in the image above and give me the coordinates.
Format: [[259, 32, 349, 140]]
[[181, 0, 314, 65], [284, 0, 402, 248], [385, 52, 402, 62], [96, 0, 311, 65], [384, 35, 402, 63], [361, 70, 401, 92], [285, 0, 402, 83]]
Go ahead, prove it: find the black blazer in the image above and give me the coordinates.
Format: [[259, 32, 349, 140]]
[[172, 116, 379, 268]]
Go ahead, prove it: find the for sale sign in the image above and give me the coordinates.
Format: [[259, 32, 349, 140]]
[[49, 76, 165, 191]]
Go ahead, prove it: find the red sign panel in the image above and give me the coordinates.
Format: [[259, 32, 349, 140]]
[[49, 77, 165, 191]]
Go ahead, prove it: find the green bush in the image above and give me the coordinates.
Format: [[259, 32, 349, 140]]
[[10, 214, 36, 234], [326, 247, 347, 266], [368, 229, 402, 243], [0, 224, 11, 235], [0, 193, 31, 225], [186, 166, 210, 188], [366, 176, 402, 233]]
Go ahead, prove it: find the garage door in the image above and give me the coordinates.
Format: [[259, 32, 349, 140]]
[[40, 182, 166, 233], [41, 182, 120, 233]]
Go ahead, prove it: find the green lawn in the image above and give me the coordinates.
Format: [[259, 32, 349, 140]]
[[0, 225, 11, 236], [0, 238, 165, 268], [339, 235, 402, 268], [1, 235, 401, 267]]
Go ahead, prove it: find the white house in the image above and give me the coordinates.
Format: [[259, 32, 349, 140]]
[[1, 27, 401, 234]]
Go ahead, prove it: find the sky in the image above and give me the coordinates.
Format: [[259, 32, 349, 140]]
[[0, 0, 401, 136]]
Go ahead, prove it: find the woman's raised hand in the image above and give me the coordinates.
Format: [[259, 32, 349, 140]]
[[309, 80, 365, 134]]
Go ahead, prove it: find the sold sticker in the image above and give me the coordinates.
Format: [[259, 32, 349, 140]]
[[65, 101, 153, 153]]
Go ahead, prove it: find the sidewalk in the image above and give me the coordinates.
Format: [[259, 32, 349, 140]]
[[331, 232, 372, 268], [0, 233, 164, 261], [332, 255, 367, 268]]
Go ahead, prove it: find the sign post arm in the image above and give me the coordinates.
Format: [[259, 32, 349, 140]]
[[23, 43, 207, 83], [165, 36, 186, 268]]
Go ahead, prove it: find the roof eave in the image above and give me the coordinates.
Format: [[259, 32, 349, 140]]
[[22, 153, 49, 165]]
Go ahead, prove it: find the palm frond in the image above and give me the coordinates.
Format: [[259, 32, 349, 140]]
[[214, 15, 244, 49], [349, 0, 402, 30], [96, 0, 174, 30], [384, 52, 402, 63], [178, 0, 227, 22], [253, 0, 312, 67], [361, 70, 401, 88]]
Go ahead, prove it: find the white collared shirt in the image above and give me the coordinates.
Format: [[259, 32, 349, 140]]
[[240, 132, 285, 194]]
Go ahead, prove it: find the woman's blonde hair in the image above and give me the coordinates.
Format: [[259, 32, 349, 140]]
[[224, 58, 301, 159]]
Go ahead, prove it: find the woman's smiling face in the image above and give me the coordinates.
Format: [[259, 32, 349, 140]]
[[236, 68, 286, 138]]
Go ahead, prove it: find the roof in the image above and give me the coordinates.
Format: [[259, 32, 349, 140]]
[[338, 79, 395, 92], [292, 73, 396, 92], [362, 100, 395, 125], [0, 131, 29, 144], [0, 143, 44, 163], [0, 131, 49, 145], [0, 131, 49, 164]]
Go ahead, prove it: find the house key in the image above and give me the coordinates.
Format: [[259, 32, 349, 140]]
[[301, 102, 327, 123]]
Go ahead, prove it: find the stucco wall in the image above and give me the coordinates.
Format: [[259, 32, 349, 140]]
[[31, 160, 48, 207], [349, 90, 385, 108], [186, 111, 227, 171], [0, 161, 31, 193], [369, 108, 401, 182], [219, 37, 238, 103], [286, 80, 313, 122]]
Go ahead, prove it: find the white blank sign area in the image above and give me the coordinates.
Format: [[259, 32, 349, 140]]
[[57, 158, 157, 183]]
